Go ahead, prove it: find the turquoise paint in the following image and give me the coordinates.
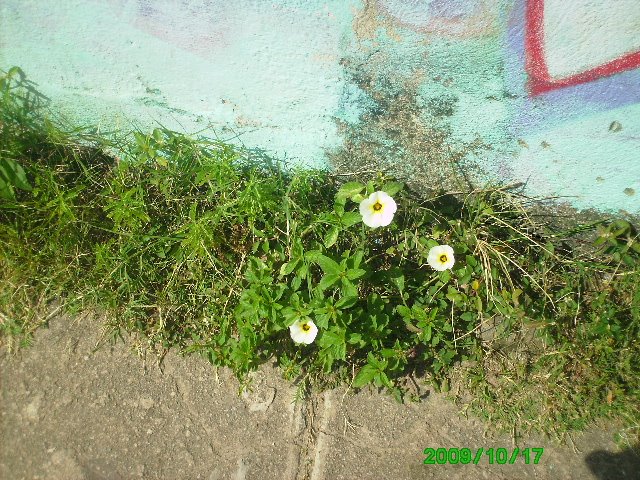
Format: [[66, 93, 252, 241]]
[[1, 0, 638, 213], [0, 0, 361, 168], [506, 103, 640, 214], [358, 28, 431, 84], [417, 36, 509, 145], [363, 1, 640, 214], [335, 83, 377, 126]]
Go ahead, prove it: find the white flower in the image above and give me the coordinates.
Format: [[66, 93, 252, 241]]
[[427, 244, 455, 271], [289, 318, 318, 344], [359, 191, 397, 228]]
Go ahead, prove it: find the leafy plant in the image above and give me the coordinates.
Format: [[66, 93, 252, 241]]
[[1, 66, 639, 446]]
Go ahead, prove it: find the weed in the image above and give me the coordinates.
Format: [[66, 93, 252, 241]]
[[1, 67, 638, 446]]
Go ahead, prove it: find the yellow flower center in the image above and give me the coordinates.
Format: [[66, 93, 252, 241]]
[[439, 254, 448, 263], [301, 323, 311, 332], [372, 202, 383, 212]]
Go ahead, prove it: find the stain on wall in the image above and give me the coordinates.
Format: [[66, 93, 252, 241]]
[[1, 0, 638, 214]]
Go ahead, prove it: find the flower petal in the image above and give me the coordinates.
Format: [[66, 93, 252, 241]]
[[359, 196, 374, 216], [359, 191, 397, 228], [289, 319, 318, 344], [427, 244, 455, 271]]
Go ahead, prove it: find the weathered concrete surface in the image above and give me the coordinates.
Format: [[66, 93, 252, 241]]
[[0, 0, 361, 169], [2, 313, 638, 479], [1, 0, 639, 213]]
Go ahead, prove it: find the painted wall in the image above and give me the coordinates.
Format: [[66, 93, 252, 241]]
[[1, 0, 639, 214]]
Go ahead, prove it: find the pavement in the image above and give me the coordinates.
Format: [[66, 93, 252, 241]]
[[1, 312, 638, 480]]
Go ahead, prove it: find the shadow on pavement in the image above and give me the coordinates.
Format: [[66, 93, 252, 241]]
[[585, 446, 640, 480]]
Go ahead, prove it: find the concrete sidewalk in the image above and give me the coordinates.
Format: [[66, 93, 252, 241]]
[[1, 313, 637, 480]]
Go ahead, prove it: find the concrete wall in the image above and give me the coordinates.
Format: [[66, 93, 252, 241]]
[[1, 0, 639, 214]]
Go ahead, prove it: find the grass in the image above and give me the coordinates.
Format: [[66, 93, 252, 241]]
[[1, 67, 639, 449]]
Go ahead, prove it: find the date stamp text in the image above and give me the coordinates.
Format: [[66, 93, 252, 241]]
[[423, 447, 544, 465]]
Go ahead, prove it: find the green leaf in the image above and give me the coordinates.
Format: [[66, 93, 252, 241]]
[[336, 182, 365, 201], [389, 268, 404, 292], [335, 295, 358, 309], [340, 278, 358, 297], [475, 296, 483, 313], [152, 128, 164, 142], [346, 268, 366, 281], [396, 305, 412, 319], [316, 212, 340, 225], [0, 159, 32, 192], [381, 181, 404, 196], [512, 288, 523, 307], [411, 305, 428, 322], [297, 262, 309, 279], [279, 259, 299, 276], [314, 314, 329, 330], [422, 324, 432, 341], [292, 238, 304, 259], [347, 332, 365, 347], [305, 249, 322, 262], [376, 372, 392, 389], [317, 327, 347, 371], [350, 250, 365, 270], [188, 202, 197, 221], [425, 239, 439, 249], [341, 211, 362, 228], [366, 180, 375, 194], [316, 254, 342, 275], [0, 181, 14, 199], [446, 290, 462, 302], [460, 311, 475, 323], [353, 365, 377, 388], [324, 226, 340, 248], [380, 348, 396, 358], [318, 273, 340, 290], [366, 351, 387, 370], [282, 307, 299, 323]]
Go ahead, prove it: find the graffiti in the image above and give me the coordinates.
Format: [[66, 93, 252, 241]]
[[1, 0, 638, 212], [526, 0, 640, 94], [106, 0, 233, 59], [376, 0, 498, 38]]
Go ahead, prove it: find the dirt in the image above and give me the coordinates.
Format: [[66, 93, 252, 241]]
[[1, 311, 639, 480]]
